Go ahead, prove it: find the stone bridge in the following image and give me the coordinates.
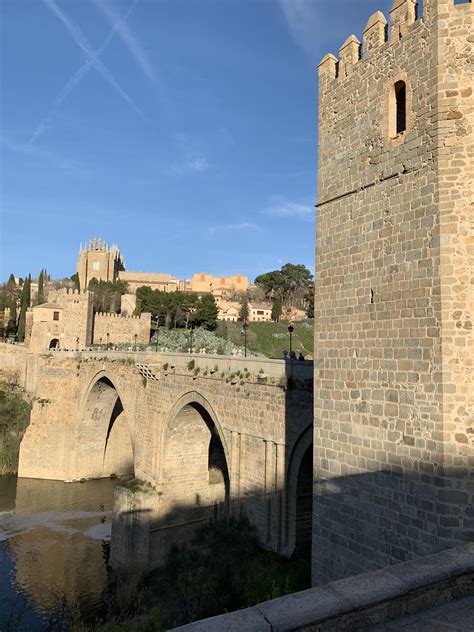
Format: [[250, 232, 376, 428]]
[[1, 344, 313, 568]]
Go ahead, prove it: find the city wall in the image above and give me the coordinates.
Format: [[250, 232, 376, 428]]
[[93, 311, 151, 345]]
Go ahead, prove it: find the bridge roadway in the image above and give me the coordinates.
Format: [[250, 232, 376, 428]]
[[0, 344, 314, 569]]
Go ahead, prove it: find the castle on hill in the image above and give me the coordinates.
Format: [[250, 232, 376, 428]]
[[76, 239, 249, 299]]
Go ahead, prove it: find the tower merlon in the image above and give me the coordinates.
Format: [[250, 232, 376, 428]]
[[318, 53, 338, 81], [363, 11, 388, 54], [390, 0, 417, 41], [339, 35, 361, 78]]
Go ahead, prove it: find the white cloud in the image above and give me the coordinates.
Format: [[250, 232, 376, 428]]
[[40, 0, 145, 133], [1, 134, 51, 157], [261, 197, 314, 222], [278, 0, 323, 59], [93, 0, 158, 86], [208, 222, 262, 236], [168, 154, 209, 176], [0, 133, 89, 174]]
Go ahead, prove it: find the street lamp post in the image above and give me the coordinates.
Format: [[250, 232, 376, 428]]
[[106, 332, 110, 348], [190, 324, 194, 354], [134, 333, 137, 352], [152, 316, 159, 352], [76, 336, 79, 351], [241, 321, 249, 358], [288, 324, 294, 357]]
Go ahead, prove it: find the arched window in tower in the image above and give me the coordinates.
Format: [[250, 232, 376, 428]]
[[395, 80, 407, 135]]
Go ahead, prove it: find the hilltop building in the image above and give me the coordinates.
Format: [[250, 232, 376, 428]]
[[77, 239, 125, 290], [218, 300, 273, 322], [75, 239, 249, 300]]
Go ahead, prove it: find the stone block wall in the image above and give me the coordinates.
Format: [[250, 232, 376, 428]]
[[93, 312, 151, 346], [313, 0, 473, 585], [28, 289, 94, 352], [0, 343, 40, 394]]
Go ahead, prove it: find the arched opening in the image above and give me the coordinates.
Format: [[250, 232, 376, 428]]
[[49, 338, 60, 350], [294, 444, 313, 558], [395, 80, 407, 135], [77, 376, 134, 479], [208, 432, 230, 500], [285, 425, 313, 558], [162, 401, 229, 508]]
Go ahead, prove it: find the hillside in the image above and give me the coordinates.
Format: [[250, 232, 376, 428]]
[[216, 320, 314, 360]]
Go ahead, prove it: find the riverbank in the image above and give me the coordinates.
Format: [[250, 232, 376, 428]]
[[0, 380, 31, 475], [85, 515, 310, 631]]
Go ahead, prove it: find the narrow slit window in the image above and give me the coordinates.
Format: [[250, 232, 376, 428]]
[[395, 81, 407, 135]]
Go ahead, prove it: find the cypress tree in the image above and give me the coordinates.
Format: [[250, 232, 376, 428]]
[[37, 270, 45, 305], [272, 296, 282, 322], [17, 275, 31, 342], [6, 274, 16, 298], [9, 297, 17, 336], [239, 295, 250, 322]]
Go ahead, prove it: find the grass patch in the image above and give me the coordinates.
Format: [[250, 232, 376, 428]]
[[58, 519, 309, 631], [142, 516, 309, 629], [217, 320, 314, 359]]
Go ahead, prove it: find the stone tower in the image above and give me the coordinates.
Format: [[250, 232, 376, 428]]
[[76, 239, 125, 291], [313, 0, 472, 585]]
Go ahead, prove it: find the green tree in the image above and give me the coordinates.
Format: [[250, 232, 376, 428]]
[[254, 270, 285, 299], [70, 272, 80, 292], [5, 274, 17, 299], [271, 297, 282, 322], [37, 270, 45, 305], [8, 297, 17, 337], [304, 286, 314, 319], [255, 264, 313, 309], [17, 275, 31, 342], [88, 279, 127, 313], [193, 294, 218, 331], [280, 263, 313, 307], [239, 295, 249, 322], [135, 287, 199, 329]]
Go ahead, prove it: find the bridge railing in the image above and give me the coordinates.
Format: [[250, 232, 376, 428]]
[[36, 348, 313, 381]]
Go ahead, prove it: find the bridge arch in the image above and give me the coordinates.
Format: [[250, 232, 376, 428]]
[[285, 424, 313, 558], [76, 371, 134, 480], [159, 391, 230, 509]]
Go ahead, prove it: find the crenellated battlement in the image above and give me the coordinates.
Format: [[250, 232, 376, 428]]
[[95, 311, 149, 321], [315, 0, 473, 586], [47, 288, 93, 302], [318, 0, 471, 83]]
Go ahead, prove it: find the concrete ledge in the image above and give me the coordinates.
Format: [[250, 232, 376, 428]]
[[171, 544, 474, 631]]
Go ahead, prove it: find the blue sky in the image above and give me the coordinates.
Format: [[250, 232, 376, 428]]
[[1, 0, 392, 282]]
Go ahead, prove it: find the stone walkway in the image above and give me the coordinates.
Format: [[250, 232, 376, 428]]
[[370, 596, 474, 631]]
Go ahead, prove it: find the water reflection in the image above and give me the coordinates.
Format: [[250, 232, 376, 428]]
[[0, 476, 116, 630]]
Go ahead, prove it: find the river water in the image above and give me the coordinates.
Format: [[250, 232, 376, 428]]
[[0, 476, 116, 631]]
